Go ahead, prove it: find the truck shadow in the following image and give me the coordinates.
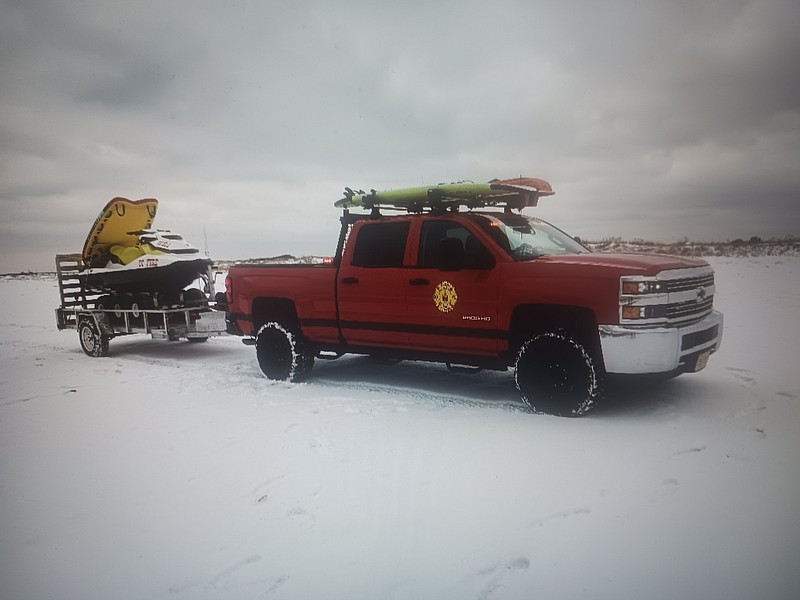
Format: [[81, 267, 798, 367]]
[[311, 356, 697, 417], [311, 356, 526, 412]]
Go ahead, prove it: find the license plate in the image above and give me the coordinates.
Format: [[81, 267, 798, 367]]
[[694, 351, 710, 372]]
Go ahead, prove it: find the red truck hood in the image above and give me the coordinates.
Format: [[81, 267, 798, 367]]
[[536, 253, 708, 276]]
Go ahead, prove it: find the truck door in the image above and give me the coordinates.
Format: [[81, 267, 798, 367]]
[[406, 219, 500, 356], [337, 220, 411, 348]]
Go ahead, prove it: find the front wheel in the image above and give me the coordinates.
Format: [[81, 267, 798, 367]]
[[514, 332, 603, 417], [78, 321, 109, 357], [255, 322, 314, 382]]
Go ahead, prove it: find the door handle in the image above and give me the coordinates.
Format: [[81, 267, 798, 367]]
[[409, 278, 430, 286], [341, 277, 359, 284]]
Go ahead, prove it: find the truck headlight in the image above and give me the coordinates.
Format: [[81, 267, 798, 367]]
[[622, 280, 662, 295]]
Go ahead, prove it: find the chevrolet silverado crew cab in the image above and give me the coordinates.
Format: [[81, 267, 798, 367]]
[[224, 177, 723, 416]]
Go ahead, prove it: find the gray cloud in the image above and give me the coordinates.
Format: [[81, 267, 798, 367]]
[[1, 0, 798, 272]]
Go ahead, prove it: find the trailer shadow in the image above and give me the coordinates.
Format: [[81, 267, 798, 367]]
[[97, 333, 248, 362]]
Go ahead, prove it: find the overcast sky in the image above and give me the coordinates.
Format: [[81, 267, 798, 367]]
[[2, 0, 799, 272]]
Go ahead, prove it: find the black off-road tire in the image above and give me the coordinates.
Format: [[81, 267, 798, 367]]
[[514, 332, 603, 417], [78, 321, 110, 357], [256, 322, 314, 382]]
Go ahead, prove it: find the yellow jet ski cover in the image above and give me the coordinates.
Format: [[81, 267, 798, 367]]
[[82, 198, 158, 267]]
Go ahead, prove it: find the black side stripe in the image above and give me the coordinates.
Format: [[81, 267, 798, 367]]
[[233, 314, 507, 341], [304, 318, 507, 340]]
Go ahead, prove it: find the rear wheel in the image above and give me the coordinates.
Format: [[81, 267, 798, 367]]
[[256, 322, 314, 382], [514, 332, 602, 417], [78, 321, 109, 357]]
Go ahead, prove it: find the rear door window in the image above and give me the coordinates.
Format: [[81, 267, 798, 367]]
[[351, 222, 410, 268]]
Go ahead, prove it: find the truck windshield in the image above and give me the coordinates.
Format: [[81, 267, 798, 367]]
[[470, 213, 589, 260]]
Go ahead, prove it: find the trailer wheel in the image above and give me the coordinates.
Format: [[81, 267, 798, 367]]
[[95, 295, 113, 311], [514, 332, 602, 417], [256, 322, 314, 382], [78, 321, 109, 358], [111, 295, 131, 326]]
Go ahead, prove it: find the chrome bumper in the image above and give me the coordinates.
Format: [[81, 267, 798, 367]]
[[599, 311, 723, 374]]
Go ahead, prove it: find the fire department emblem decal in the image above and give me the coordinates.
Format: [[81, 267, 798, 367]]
[[433, 281, 458, 313]]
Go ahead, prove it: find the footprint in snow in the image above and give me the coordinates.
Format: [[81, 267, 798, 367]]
[[726, 367, 757, 387], [251, 474, 287, 504], [670, 444, 707, 458], [474, 555, 530, 600], [532, 507, 592, 527], [650, 478, 679, 503], [287, 506, 317, 528], [262, 575, 289, 598]]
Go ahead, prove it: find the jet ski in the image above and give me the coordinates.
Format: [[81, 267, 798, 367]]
[[79, 197, 213, 307]]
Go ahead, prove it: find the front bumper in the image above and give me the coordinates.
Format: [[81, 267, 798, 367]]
[[599, 311, 723, 374]]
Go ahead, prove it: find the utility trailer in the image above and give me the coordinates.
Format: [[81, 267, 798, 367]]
[[55, 253, 227, 357]]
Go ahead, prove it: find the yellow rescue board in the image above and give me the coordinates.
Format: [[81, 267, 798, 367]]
[[82, 198, 158, 266]]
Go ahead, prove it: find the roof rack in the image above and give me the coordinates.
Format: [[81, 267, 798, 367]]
[[334, 177, 554, 213]]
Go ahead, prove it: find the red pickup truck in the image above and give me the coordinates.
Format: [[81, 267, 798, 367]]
[[225, 178, 723, 416]]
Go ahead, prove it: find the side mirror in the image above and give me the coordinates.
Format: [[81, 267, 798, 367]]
[[438, 238, 465, 272]]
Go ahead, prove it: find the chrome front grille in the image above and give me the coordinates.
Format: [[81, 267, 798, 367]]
[[620, 266, 716, 325], [662, 273, 715, 293], [666, 296, 714, 321]]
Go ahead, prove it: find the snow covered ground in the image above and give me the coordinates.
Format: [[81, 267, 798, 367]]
[[1, 257, 798, 600]]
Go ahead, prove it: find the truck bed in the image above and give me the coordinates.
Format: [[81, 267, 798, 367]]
[[226, 263, 339, 341]]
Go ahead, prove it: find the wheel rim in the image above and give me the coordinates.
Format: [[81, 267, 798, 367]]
[[81, 325, 97, 353]]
